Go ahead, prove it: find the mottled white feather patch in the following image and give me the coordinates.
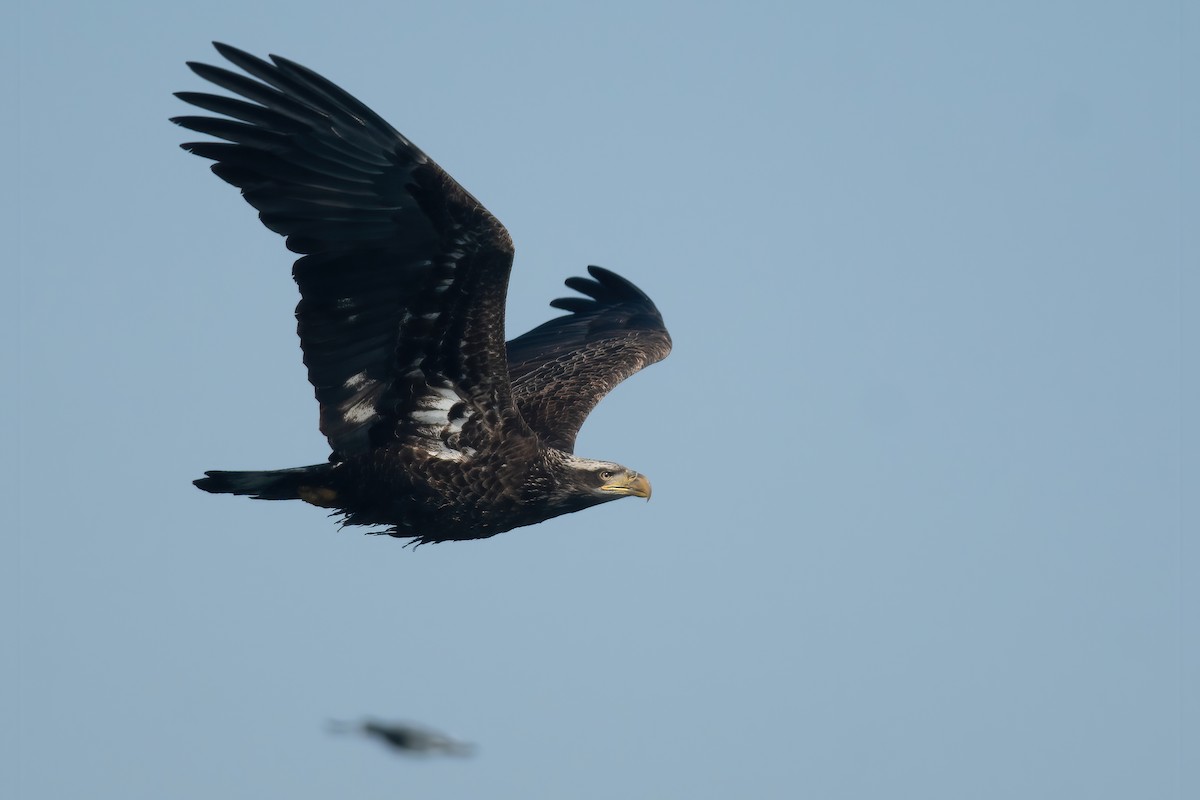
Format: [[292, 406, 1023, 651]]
[[409, 381, 474, 460], [426, 445, 466, 462], [412, 409, 448, 425], [343, 371, 372, 391], [342, 398, 378, 425]]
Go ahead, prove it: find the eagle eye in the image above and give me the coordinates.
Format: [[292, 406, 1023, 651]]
[[599, 470, 615, 480]]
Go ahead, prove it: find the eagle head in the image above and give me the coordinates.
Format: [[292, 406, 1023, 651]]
[[540, 452, 652, 515]]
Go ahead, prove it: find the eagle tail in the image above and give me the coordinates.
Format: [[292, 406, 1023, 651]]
[[193, 464, 333, 501]]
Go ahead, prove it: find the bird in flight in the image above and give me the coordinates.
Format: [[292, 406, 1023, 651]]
[[174, 44, 671, 545], [327, 719, 475, 757]]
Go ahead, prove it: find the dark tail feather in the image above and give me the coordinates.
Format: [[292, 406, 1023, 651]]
[[194, 464, 332, 500]]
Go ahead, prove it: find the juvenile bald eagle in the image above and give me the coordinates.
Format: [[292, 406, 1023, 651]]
[[175, 44, 671, 545]]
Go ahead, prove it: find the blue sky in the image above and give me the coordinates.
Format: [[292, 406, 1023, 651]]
[[12, 1, 1192, 798]]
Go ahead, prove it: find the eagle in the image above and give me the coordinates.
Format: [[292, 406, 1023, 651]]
[[174, 44, 671, 545]]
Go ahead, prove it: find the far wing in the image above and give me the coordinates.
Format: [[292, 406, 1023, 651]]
[[506, 267, 672, 452], [174, 44, 524, 461]]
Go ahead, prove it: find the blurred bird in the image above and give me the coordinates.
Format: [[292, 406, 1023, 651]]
[[327, 718, 475, 757]]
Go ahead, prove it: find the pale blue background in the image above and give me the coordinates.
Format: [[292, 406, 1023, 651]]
[[11, 1, 1192, 798]]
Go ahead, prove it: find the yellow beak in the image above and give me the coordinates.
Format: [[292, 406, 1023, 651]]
[[601, 472, 652, 499]]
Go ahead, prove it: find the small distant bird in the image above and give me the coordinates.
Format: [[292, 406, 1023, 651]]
[[174, 44, 672, 545], [328, 719, 475, 757]]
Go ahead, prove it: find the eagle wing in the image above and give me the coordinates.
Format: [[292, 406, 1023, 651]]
[[506, 267, 672, 452], [174, 43, 524, 461]]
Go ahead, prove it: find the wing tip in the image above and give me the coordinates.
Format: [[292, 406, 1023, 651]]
[[553, 266, 655, 311], [211, 41, 248, 62]]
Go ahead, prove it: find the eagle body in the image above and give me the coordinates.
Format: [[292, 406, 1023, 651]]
[[328, 444, 636, 538], [177, 44, 670, 545]]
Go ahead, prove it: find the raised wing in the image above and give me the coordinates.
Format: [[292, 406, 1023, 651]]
[[506, 267, 672, 452], [174, 43, 522, 461]]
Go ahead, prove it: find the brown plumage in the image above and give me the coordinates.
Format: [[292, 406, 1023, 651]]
[[176, 44, 671, 545]]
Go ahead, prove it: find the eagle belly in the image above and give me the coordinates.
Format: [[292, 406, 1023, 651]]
[[323, 448, 553, 544]]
